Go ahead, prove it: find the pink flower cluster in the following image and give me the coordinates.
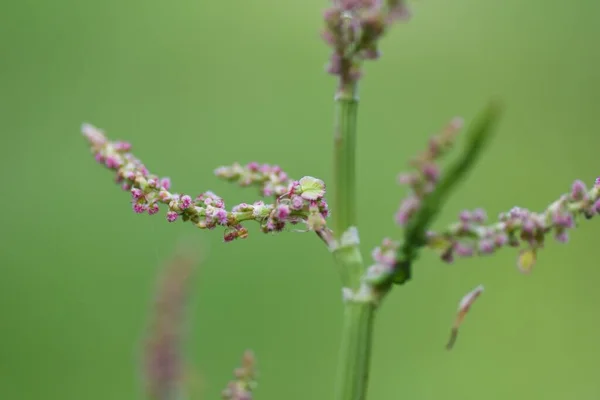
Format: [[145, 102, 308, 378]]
[[395, 117, 464, 225], [322, 0, 410, 84], [221, 350, 257, 400], [364, 238, 400, 284], [214, 162, 291, 197], [82, 123, 330, 242], [426, 178, 600, 272]]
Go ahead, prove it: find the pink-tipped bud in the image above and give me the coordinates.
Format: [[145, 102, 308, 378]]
[[131, 188, 144, 200], [276, 204, 291, 220], [148, 203, 160, 215], [180, 195, 192, 210], [478, 239, 495, 254], [570, 180, 588, 201], [290, 195, 304, 210], [472, 208, 487, 223], [459, 210, 472, 223], [166, 211, 178, 222], [133, 203, 148, 214], [215, 209, 228, 225], [422, 163, 440, 183], [105, 155, 122, 169]]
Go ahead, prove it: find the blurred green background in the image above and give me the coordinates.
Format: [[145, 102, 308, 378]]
[[1, 0, 600, 399]]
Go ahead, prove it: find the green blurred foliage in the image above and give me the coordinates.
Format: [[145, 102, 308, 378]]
[[1, 0, 599, 399]]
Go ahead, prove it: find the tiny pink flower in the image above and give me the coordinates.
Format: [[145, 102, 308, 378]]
[[180, 195, 192, 210], [472, 208, 487, 223], [459, 210, 472, 223], [455, 243, 474, 257], [148, 203, 160, 215], [276, 204, 291, 220], [159, 177, 171, 190], [478, 239, 495, 254], [94, 153, 105, 163], [105, 156, 122, 169], [215, 209, 229, 225], [570, 180, 587, 201], [522, 219, 536, 234], [166, 211, 178, 222], [131, 188, 144, 199], [290, 195, 304, 210], [133, 203, 148, 214], [113, 141, 132, 152], [395, 197, 420, 226], [158, 190, 171, 202], [147, 177, 159, 188], [494, 233, 508, 247], [247, 162, 259, 171], [422, 163, 439, 183], [594, 199, 600, 213]]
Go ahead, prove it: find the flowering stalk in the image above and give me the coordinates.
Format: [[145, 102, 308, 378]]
[[425, 178, 600, 272], [81, 124, 329, 242], [322, 2, 410, 400], [143, 247, 198, 400]]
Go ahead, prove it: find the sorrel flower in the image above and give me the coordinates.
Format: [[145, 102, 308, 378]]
[[82, 123, 330, 242]]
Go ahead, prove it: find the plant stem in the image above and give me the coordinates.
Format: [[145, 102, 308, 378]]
[[334, 301, 376, 400], [333, 81, 358, 238], [332, 80, 362, 288], [331, 79, 376, 400]]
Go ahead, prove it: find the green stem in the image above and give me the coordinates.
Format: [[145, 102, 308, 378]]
[[333, 81, 359, 240], [332, 81, 362, 288], [334, 301, 376, 400], [331, 79, 376, 400]]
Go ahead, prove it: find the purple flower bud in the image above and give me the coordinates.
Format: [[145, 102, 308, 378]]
[[276, 204, 291, 220], [459, 210, 472, 223], [113, 141, 132, 152], [522, 219, 536, 234], [147, 177, 159, 188], [131, 188, 144, 199], [472, 208, 487, 223], [160, 177, 171, 190], [180, 195, 192, 210], [166, 211, 178, 222], [133, 203, 147, 214], [595, 177, 600, 187], [494, 233, 508, 247], [105, 155, 122, 169], [455, 243, 474, 257], [395, 197, 420, 226], [594, 199, 600, 214], [246, 162, 259, 171], [422, 163, 440, 183], [570, 180, 588, 201], [208, 209, 226, 225], [478, 239, 495, 254], [148, 203, 160, 215]]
